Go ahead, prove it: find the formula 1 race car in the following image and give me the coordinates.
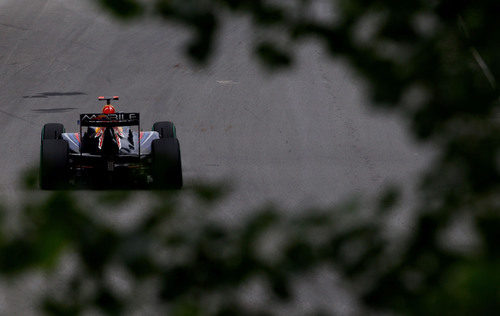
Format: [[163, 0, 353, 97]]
[[40, 96, 182, 189]]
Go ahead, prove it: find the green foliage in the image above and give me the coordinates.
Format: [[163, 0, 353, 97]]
[[96, 0, 144, 19], [420, 260, 500, 316], [2, 180, 495, 314], [255, 42, 293, 69], [0, 183, 366, 313]]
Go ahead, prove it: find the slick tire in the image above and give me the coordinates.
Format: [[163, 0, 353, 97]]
[[42, 123, 65, 140], [153, 121, 176, 138], [40, 139, 69, 190], [152, 138, 183, 189]]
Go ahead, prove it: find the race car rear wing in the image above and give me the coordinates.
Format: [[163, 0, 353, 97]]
[[80, 113, 140, 127], [79, 112, 142, 158]]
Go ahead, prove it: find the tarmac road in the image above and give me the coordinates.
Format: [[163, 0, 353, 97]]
[[0, 0, 432, 313], [0, 0, 430, 207]]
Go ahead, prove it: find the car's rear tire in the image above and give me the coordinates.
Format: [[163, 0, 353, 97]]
[[42, 123, 65, 140], [152, 138, 182, 189], [40, 139, 69, 190], [153, 121, 176, 138]]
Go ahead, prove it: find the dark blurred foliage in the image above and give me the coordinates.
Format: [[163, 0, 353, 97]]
[[0, 0, 499, 314]]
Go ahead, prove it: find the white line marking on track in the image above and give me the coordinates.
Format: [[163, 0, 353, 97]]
[[216, 80, 239, 85]]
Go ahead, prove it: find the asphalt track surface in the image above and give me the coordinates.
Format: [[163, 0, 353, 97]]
[[0, 0, 431, 313]]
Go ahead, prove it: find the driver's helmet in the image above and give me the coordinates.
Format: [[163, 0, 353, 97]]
[[102, 104, 116, 114], [97, 104, 124, 150]]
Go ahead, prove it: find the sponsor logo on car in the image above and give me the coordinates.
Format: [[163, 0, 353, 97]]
[[81, 113, 138, 122]]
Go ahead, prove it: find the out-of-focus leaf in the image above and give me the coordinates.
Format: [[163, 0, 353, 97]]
[[22, 167, 39, 190], [192, 181, 229, 204], [95, 0, 144, 19], [255, 42, 293, 69], [97, 190, 132, 206], [377, 186, 400, 212]]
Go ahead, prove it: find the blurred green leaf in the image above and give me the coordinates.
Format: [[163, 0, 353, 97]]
[[255, 42, 293, 69], [95, 0, 144, 19]]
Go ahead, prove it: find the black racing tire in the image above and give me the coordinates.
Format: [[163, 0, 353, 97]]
[[153, 121, 176, 138], [151, 138, 183, 189], [42, 123, 65, 140], [40, 139, 69, 190]]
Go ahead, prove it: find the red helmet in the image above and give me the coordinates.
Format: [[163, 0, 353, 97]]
[[102, 105, 116, 114]]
